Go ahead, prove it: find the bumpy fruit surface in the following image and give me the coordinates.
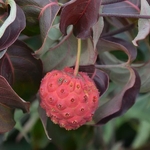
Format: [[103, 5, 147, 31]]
[[39, 67, 99, 130]]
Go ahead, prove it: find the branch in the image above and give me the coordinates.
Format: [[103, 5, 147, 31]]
[[100, 13, 150, 19], [101, 23, 135, 38], [101, 0, 127, 5]]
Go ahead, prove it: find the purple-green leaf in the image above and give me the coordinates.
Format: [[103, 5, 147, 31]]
[[97, 37, 137, 63], [15, 0, 60, 38], [92, 14, 104, 50], [39, 1, 60, 40], [37, 31, 97, 72], [134, 61, 150, 93], [93, 67, 141, 124]]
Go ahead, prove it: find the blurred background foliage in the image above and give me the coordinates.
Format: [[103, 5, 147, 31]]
[[1, 0, 150, 150]]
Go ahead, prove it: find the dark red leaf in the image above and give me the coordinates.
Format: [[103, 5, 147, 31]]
[[0, 76, 30, 112], [93, 67, 141, 124], [0, 75, 30, 133], [92, 69, 109, 96], [78, 65, 95, 78], [0, 104, 15, 133], [0, 5, 26, 50], [77, 65, 109, 96], [60, 0, 102, 39], [0, 40, 43, 100]]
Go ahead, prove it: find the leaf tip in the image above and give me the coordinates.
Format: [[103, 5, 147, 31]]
[[132, 40, 138, 47]]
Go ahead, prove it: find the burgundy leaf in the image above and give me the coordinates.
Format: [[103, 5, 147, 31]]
[[0, 52, 13, 85], [0, 75, 30, 133], [0, 76, 30, 112], [93, 67, 141, 124], [97, 37, 137, 63], [39, 1, 60, 40], [0, 5, 26, 50], [0, 40, 43, 100], [60, 0, 102, 39], [78, 65, 95, 78], [77, 65, 109, 96], [92, 69, 109, 96]]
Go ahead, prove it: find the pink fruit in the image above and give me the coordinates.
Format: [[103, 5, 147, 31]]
[[39, 67, 99, 130]]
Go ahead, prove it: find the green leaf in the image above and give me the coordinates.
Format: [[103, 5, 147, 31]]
[[38, 1, 60, 40], [35, 24, 62, 56], [37, 31, 97, 72], [92, 14, 104, 50], [135, 61, 150, 93], [97, 52, 130, 85], [39, 107, 94, 150], [15, 100, 39, 142], [124, 93, 150, 123], [132, 121, 150, 149], [98, 37, 137, 63]]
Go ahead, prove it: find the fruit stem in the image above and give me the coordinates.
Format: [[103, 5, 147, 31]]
[[74, 39, 81, 76]]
